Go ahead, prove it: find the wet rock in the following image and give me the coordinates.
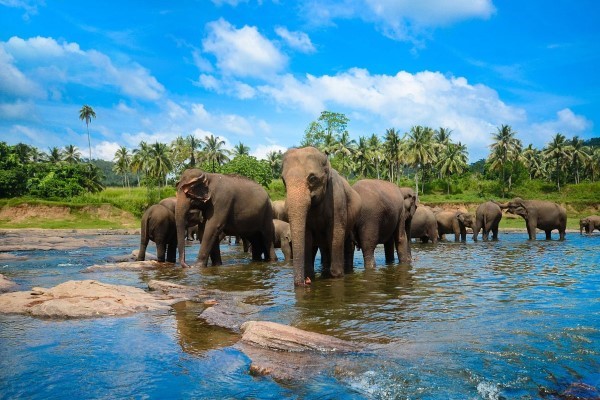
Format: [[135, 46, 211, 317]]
[[147, 280, 203, 299], [105, 250, 158, 263], [0, 229, 126, 252], [0, 280, 186, 318], [83, 260, 170, 272], [0, 274, 18, 293], [200, 302, 262, 332], [236, 321, 360, 381], [0, 253, 28, 261]]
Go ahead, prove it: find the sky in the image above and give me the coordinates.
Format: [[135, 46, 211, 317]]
[[0, 0, 598, 162]]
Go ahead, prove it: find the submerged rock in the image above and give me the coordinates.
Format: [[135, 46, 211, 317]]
[[0, 253, 28, 261], [0, 280, 188, 318], [0, 274, 18, 293], [83, 260, 169, 272]]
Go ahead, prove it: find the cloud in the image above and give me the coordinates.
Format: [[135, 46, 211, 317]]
[[202, 18, 287, 79], [275, 27, 316, 53], [0, 100, 36, 119], [0, 36, 165, 101], [529, 108, 592, 145], [302, 0, 495, 41], [251, 144, 287, 160], [0, 0, 43, 20], [93, 140, 121, 161]]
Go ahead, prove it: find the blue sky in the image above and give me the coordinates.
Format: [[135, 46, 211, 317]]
[[1, 0, 598, 162]]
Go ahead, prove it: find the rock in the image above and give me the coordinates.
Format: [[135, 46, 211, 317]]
[[0, 280, 187, 318], [0, 230, 127, 252], [0, 253, 28, 261], [105, 250, 158, 263], [147, 280, 202, 299], [240, 321, 358, 353], [83, 260, 169, 272], [0, 274, 18, 293]]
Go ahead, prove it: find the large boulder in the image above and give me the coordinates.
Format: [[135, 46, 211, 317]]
[[0, 274, 18, 293], [0, 280, 189, 318]]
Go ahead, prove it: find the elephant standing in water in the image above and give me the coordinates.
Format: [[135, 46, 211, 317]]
[[352, 179, 414, 268], [137, 204, 177, 262], [273, 219, 293, 262], [496, 198, 567, 240], [271, 200, 288, 222], [175, 169, 277, 267], [472, 201, 503, 241], [435, 210, 474, 242], [281, 147, 361, 286], [410, 206, 438, 243], [580, 215, 600, 234]]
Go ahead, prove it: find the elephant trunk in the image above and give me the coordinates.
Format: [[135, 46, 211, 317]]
[[175, 191, 191, 267], [286, 182, 311, 286]]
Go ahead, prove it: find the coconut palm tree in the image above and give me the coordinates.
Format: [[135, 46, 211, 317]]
[[47, 147, 63, 164], [588, 147, 600, 182], [367, 133, 384, 180], [131, 141, 152, 186], [434, 127, 453, 178], [438, 142, 468, 194], [148, 142, 172, 187], [569, 136, 591, 184], [78, 105, 96, 162], [201, 134, 230, 172], [405, 125, 436, 197], [383, 128, 401, 183], [334, 131, 356, 177], [233, 141, 251, 157], [62, 145, 81, 164], [113, 146, 132, 188], [266, 150, 283, 178], [543, 133, 572, 191], [521, 144, 545, 180], [353, 136, 372, 178], [488, 125, 521, 196]]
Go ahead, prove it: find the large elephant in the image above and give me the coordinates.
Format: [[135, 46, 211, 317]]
[[496, 198, 567, 240], [281, 146, 362, 286], [273, 219, 293, 262], [398, 187, 418, 262], [271, 200, 288, 222], [352, 179, 412, 268], [472, 201, 503, 241], [410, 205, 438, 243], [580, 215, 600, 234], [175, 169, 277, 267], [435, 210, 474, 242], [137, 204, 177, 262]]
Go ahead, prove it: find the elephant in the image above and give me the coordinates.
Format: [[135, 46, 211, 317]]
[[271, 200, 289, 222], [352, 179, 413, 269], [580, 215, 600, 234], [435, 210, 474, 242], [410, 205, 438, 243], [398, 187, 418, 261], [174, 169, 277, 268], [496, 198, 567, 240], [472, 201, 503, 241], [136, 203, 177, 262], [281, 146, 362, 286], [273, 219, 293, 261]]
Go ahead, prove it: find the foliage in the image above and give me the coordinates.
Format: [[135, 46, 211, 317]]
[[219, 155, 273, 188]]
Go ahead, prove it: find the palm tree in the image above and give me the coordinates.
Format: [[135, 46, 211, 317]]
[[266, 150, 283, 178], [488, 125, 521, 196], [353, 136, 372, 178], [521, 144, 545, 180], [201, 134, 230, 172], [232, 141, 251, 157], [62, 145, 81, 164], [47, 147, 63, 164], [543, 133, 572, 191], [383, 128, 401, 183], [186, 135, 202, 167], [113, 146, 132, 188], [78, 105, 96, 162], [434, 127, 453, 178], [148, 142, 172, 187], [405, 125, 436, 197], [438, 142, 468, 194], [131, 141, 152, 186], [569, 136, 590, 184], [367, 134, 384, 179], [588, 147, 600, 182], [334, 131, 356, 177]]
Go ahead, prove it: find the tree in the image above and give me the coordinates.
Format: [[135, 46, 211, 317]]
[[200, 134, 230, 172], [521, 144, 545, 180], [300, 111, 350, 155], [233, 141, 251, 157], [148, 142, 172, 187], [333, 130, 355, 177], [383, 128, 401, 183], [63, 145, 81, 164], [47, 147, 63, 164], [113, 146, 132, 188], [406, 125, 436, 197], [220, 155, 273, 188], [266, 150, 283, 178], [367, 134, 384, 179], [354, 136, 372, 178], [543, 133, 572, 191], [78, 105, 96, 162], [569, 136, 590, 184], [186, 135, 202, 168], [488, 125, 521, 196], [438, 142, 468, 194], [131, 141, 152, 186]]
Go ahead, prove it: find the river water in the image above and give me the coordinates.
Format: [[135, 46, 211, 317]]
[[0, 232, 599, 399]]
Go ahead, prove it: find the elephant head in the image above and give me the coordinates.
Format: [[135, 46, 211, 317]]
[[580, 217, 589, 235], [402, 188, 417, 219], [175, 169, 211, 267], [457, 212, 475, 228]]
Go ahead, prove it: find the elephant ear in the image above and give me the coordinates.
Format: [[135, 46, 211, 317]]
[[180, 174, 211, 203]]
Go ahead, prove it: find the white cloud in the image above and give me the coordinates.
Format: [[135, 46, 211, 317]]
[[0, 36, 165, 101], [93, 141, 121, 161], [0, 0, 42, 20], [275, 27, 316, 53], [529, 108, 592, 145], [0, 100, 36, 119], [251, 144, 287, 160], [202, 18, 287, 79]]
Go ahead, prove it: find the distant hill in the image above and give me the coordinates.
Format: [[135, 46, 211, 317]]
[[91, 159, 137, 187], [584, 137, 600, 147]]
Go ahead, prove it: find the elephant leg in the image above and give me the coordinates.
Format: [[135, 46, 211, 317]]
[[208, 242, 222, 266], [545, 230, 552, 240], [525, 219, 536, 240], [383, 239, 395, 264], [421, 236, 429, 244], [343, 236, 354, 273], [559, 228, 566, 241], [304, 241, 317, 282], [454, 230, 460, 242], [197, 221, 223, 266], [361, 239, 377, 269], [166, 240, 177, 263], [137, 241, 148, 261], [156, 242, 167, 262], [282, 242, 292, 262]]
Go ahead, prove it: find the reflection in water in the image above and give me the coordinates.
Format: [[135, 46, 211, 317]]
[[0, 233, 599, 398]]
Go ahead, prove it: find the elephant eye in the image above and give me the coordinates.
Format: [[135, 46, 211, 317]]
[[308, 173, 319, 185]]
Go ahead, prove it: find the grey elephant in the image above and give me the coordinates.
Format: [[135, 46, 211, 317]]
[[472, 201, 503, 241], [281, 146, 362, 286], [352, 179, 413, 268], [137, 203, 177, 262], [496, 198, 567, 240], [435, 210, 474, 242], [273, 219, 293, 261], [398, 187, 418, 261], [175, 169, 277, 268], [580, 215, 600, 234], [410, 205, 438, 243], [271, 200, 288, 222]]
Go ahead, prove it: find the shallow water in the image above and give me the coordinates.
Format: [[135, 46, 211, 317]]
[[1, 232, 599, 399]]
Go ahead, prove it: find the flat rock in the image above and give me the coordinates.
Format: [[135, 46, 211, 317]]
[[83, 260, 169, 272], [106, 250, 157, 263], [0, 280, 187, 318], [0, 230, 123, 252], [0, 253, 28, 261], [0, 274, 18, 293]]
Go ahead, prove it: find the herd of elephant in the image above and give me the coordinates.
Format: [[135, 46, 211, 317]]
[[136, 146, 599, 287]]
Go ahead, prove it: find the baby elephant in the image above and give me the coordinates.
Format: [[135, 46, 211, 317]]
[[435, 210, 474, 242], [137, 204, 177, 263], [273, 219, 293, 262], [580, 215, 600, 234]]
